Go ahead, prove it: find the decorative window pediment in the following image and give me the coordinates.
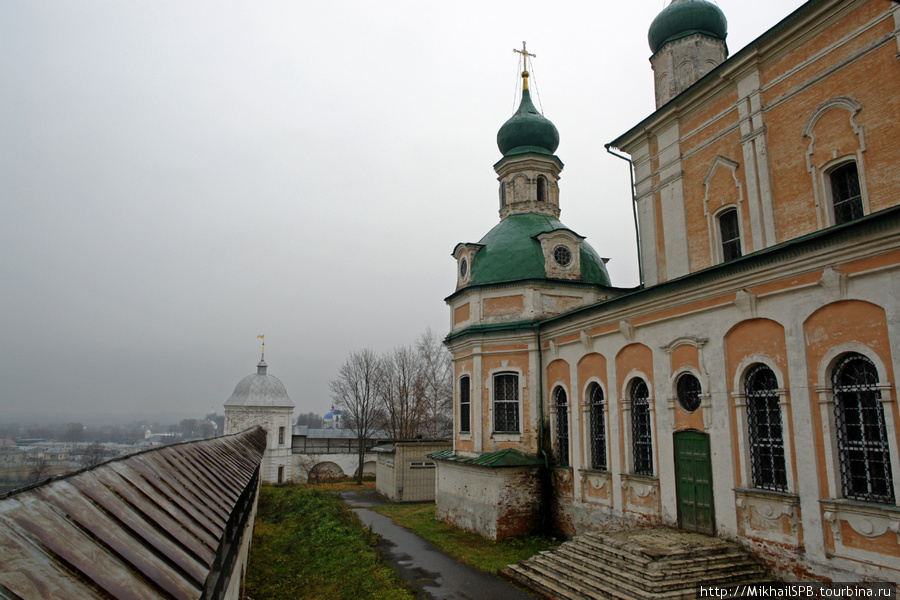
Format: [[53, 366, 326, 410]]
[[452, 243, 484, 288], [535, 229, 585, 280]]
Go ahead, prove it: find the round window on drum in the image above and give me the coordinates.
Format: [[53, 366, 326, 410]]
[[553, 245, 572, 267]]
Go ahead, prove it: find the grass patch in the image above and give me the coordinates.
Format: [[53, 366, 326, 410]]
[[370, 503, 559, 574], [245, 486, 413, 600], [303, 479, 376, 492]]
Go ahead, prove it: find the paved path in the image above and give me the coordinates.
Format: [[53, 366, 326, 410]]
[[339, 491, 537, 600]]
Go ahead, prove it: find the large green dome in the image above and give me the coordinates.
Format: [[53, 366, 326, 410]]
[[469, 213, 610, 287], [497, 88, 560, 157], [648, 0, 727, 54]]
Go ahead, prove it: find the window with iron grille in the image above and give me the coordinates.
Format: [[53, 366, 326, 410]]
[[553, 245, 572, 267], [459, 375, 471, 433], [676, 373, 702, 413], [745, 365, 787, 491], [554, 387, 569, 466], [829, 162, 863, 226], [832, 353, 894, 503], [589, 383, 607, 470], [718, 208, 742, 262], [630, 379, 653, 475], [493, 373, 519, 433]]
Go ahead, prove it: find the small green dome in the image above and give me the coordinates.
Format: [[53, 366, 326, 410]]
[[497, 88, 560, 157], [469, 213, 610, 287], [648, 0, 727, 54]]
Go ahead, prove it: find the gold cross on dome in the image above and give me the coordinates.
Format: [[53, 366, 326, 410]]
[[513, 41, 536, 62], [513, 41, 536, 88]]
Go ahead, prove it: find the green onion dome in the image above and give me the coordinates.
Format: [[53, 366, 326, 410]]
[[469, 213, 610, 287], [497, 86, 560, 157], [648, 0, 727, 54]]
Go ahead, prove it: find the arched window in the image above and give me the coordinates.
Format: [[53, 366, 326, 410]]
[[493, 373, 519, 433], [832, 353, 894, 503], [500, 183, 507, 208], [631, 379, 653, 475], [589, 383, 607, 470], [554, 387, 569, 466], [676, 373, 702, 413], [745, 365, 787, 491], [829, 162, 863, 225], [718, 208, 742, 262], [459, 375, 471, 433], [536, 176, 547, 202]]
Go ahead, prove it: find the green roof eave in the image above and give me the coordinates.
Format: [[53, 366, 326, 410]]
[[444, 319, 541, 345], [427, 448, 544, 468], [539, 204, 900, 330], [609, 0, 820, 150]]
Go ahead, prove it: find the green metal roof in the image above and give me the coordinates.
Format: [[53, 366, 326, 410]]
[[497, 88, 560, 157], [428, 448, 544, 468], [469, 213, 611, 287], [648, 0, 728, 54]]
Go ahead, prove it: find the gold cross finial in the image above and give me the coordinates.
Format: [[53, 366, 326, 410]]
[[513, 41, 535, 90]]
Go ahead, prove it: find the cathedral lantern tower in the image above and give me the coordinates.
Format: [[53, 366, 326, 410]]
[[495, 66, 562, 220], [648, 0, 728, 108], [451, 45, 611, 299]]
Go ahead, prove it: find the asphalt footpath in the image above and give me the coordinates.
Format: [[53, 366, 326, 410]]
[[339, 490, 537, 600]]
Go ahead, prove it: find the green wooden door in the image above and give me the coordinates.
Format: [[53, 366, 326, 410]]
[[673, 431, 715, 535]]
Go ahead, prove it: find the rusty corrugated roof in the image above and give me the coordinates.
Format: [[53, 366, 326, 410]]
[[0, 427, 266, 600]]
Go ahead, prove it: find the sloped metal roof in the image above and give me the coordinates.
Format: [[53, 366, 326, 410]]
[[428, 448, 544, 468], [0, 427, 266, 600]]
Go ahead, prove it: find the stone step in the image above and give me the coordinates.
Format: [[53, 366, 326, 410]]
[[557, 542, 762, 584], [505, 528, 773, 600], [528, 554, 686, 600], [563, 539, 759, 583], [533, 550, 765, 600], [503, 562, 600, 600], [550, 546, 766, 594], [579, 530, 743, 563]]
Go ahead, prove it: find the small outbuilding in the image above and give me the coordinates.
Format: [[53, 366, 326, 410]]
[[375, 440, 451, 503]]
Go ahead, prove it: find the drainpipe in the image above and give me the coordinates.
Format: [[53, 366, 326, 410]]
[[535, 323, 549, 468], [605, 144, 644, 288]]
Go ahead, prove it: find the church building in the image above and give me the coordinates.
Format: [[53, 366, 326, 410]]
[[433, 0, 900, 582]]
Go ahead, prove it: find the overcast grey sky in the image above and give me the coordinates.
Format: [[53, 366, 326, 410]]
[[1, 0, 808, 423]]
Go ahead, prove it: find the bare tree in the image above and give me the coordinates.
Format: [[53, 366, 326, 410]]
[[81, 442, 106, 468], [417, 328, 453, 439], [295, 412, 324, 429], [28, 458, 48, 485], [377, 345, 426, 439], [330, 349, 381, 484]]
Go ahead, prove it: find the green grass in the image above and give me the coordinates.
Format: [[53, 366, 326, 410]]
[[244, 486, 414, 600], [370, 503, 559, 573]]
